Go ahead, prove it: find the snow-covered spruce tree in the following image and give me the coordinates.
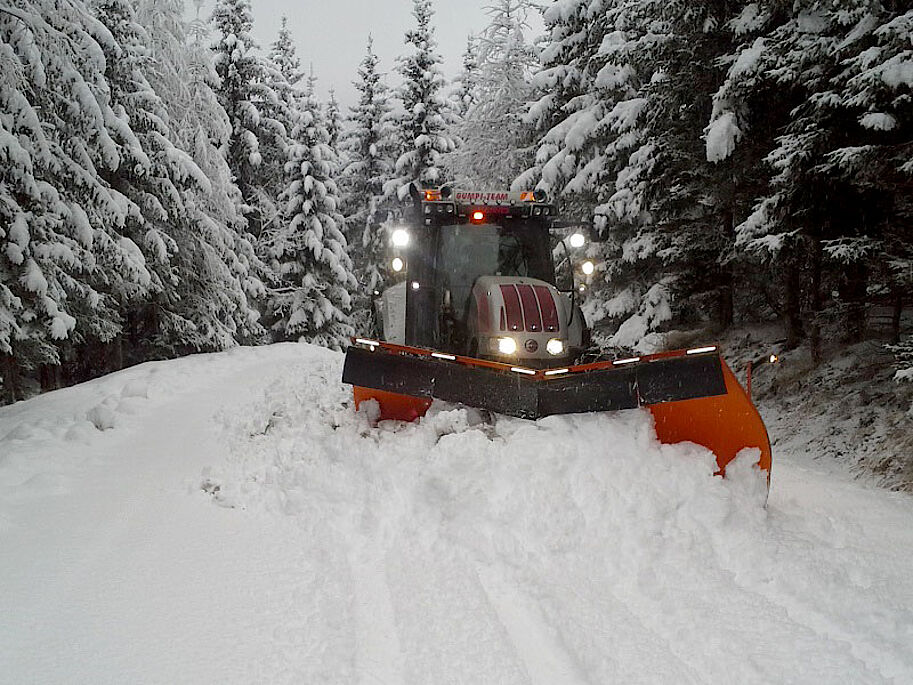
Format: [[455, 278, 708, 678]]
[[325, 87, 342, 153], [516, 0, 602, 202], [260, 16, 303, 235], [451, 34, 480, 119], [520, 0, 672, 350], [0, 0, 164, 397], [266, 15, 301, 89], [386, 0, 455, 197], [833, 6, 913, 347], [211, 0, 285, 237], [134, 0, 264, 353], [0, 3, 83, 395], [620, 0, 768, 335], [324, 87, 347, 213], [340, 36, 396, 333], [447, 0, 539, 188], [705, 3, 821, 349], [580, 0, 785, 348], [445, 33, 479, 179], [91, 0, 196, 364], [268, 76, 356, 348], [583, 0, 675, 351], [719, 1, 913, 353], [185, 0, 265, 346]]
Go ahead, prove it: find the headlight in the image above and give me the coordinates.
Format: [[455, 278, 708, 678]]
[[391, 257, 404, 272], [581, 260, 595, 276], [569, 232, 586, 248], [547, 339, 564, 356], [498, 337, 518, 355], [391, 228, 410, 247]]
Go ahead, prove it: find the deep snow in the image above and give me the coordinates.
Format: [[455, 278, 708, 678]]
[[1, 343, 912, 684]]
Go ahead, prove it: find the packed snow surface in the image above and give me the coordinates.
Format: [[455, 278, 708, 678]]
[[2, 344, 913, 684]]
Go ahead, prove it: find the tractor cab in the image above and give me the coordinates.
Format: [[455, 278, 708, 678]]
[[380, 187, 588, 365]]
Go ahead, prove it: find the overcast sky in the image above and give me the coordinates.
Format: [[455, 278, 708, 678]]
[[199, 1, 544, 109]]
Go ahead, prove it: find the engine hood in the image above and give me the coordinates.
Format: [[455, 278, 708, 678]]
[[467, 275, 574, 361]]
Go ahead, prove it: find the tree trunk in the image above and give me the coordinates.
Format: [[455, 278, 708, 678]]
[[718, 206, 735, 329], [891, 290, 903, 345], [108, 336, 124, 373], [1, 353, 23, 403], [808, 238, 823, 366], [39, 363, 60, 392], [719, 276, 734, 329], [783, 256, 805, 350], [840, 261, 868, 343]]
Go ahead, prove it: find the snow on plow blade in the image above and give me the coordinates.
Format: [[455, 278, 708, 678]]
[[343, 341, 771, 476]]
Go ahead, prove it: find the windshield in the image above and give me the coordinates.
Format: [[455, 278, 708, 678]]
[[438, 221, 554, 320]]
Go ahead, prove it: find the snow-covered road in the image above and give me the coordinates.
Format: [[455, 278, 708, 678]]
[[1, 344, 912, 684]]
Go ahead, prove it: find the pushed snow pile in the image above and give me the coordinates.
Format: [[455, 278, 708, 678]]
[[2, 343, 913, 685], [205, 351, 908, 684]]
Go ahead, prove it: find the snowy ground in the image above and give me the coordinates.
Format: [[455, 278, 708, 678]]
[[2, 343, 912, 684]]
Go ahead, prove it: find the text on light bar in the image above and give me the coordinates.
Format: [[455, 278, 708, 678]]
[[613, 357, 641, 365], [355, 338, 380, 347], [432, 352, 456, 361], [510, 367, 536, 375], [544, 368, 570, 376], [686, 346, 717, 355]]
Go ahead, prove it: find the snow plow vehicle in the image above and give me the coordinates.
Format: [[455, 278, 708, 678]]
[[342, 186, 771, 477]]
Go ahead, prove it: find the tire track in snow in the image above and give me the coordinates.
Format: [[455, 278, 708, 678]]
[[708, 506, 913, 682], [494, 562, 707, 685], [349, 535, 404, 685], [476, 563, 591, 685]]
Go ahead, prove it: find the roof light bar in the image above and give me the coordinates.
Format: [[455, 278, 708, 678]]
[[355, 338, 380, 347], [686, 346, 717, 355], [613, 357, 641, 365], [510, 367, 536, 376], [432, 352, 456, 361], [544, 368, 570, 376]]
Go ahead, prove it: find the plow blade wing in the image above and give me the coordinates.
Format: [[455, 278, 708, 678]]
[[648, 360, 771, 474], [342, 343, 770, 475]]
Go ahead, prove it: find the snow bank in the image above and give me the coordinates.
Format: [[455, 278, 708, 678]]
[[202, 367, 786, 683]]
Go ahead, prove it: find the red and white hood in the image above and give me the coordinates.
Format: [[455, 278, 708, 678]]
[[470, 276, 572, 360]]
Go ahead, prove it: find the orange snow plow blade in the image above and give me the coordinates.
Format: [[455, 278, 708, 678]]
[[353, 386, 432, 422], [649, 358, 771, 476], [344, 341, 770, 477]]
